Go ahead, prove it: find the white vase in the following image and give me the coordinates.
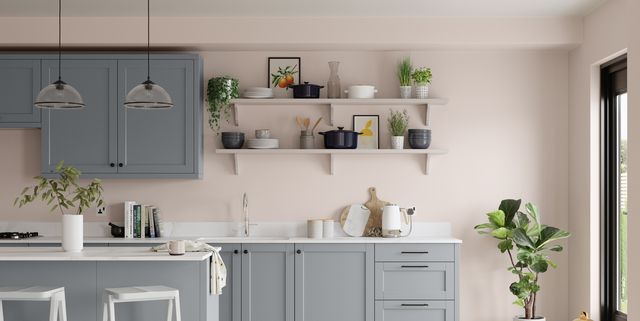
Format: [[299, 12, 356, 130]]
[[391, 136, 404, 149], [415, 84, 429, 99], [399, 86, 412, 99], [62, 214, 83, 252], [514, 317, 546, 321]]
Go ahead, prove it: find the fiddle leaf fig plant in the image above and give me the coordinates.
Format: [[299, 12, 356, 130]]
[[14, 161, 104, 215], [207, 76, 239, 133], [474, 199, 570, 320]]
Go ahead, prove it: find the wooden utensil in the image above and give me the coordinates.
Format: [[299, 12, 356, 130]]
[[363, 187, 390, 236], [296, 116, 304, 130], [311, 117, 322, 133], [303, 118, 310, 130]]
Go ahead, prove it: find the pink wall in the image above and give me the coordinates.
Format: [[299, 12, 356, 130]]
[[0, 49, 570, 321]]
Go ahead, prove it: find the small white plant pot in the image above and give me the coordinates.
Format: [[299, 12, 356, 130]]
[[62, 214, 83, 252], [391, 136, 405, 149], [415, 84, 429, 99], [399, 86, 412, 99], [514, 316, 546, 321]]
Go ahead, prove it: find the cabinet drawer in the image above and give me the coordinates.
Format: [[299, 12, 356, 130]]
[[375, 301, 454, 321], [375, 262, 454, 300], [375, 244, 454, 262]]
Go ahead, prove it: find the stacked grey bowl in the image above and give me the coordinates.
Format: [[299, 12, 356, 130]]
[[408, 129, 431, 149], [221, 132, 245, 149]]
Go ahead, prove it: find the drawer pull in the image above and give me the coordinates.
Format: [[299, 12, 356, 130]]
[[401, 265, 429, 268], [401, 303, 429, 307], [401, 251, 429, 254]]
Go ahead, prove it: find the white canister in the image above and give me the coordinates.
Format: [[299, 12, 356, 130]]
[[62, 214, 83, 252], [345, 85, 378, 99], [169, 240, 186, 255], [323, 220, 334, 238], [307, 220, 323, 239]]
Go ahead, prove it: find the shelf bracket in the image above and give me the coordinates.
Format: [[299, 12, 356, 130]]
[[330, 154, 335, 175], [233, 153, 240, 175], [233, 104, 239, 126], [329, 104, 335, 126], [424, 104, 431, 127], [424, 154, 430, 175]]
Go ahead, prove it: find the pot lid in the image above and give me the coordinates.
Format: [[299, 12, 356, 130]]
[[289, 81, 324, 88]]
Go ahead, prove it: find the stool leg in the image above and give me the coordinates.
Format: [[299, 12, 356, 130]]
[[58, 292, 67, 321], [49, 294, 59, 321], [108, 295, 116, 321], [0, 300, 4, 321], [174, 293, 182, 321], [166, 299, 174, 321], [101, 293, 108, 321]]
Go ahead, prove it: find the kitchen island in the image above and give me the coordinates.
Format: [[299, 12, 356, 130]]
[[0, 247, 218, 321]]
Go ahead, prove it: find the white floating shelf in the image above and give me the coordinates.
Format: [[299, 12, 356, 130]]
[[231, 98, 448, 127], [216, 148, 448, 175]]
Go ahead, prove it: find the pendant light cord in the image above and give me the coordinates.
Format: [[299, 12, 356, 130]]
[[147, 0, 151, 82], [58, 0, 62, 82]]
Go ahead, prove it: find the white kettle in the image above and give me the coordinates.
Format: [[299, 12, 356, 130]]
[[381, 205, 403, 237]]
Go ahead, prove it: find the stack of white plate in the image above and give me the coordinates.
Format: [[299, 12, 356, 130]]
[[247, 138, 279, 149], [243, 87, 274, 99]]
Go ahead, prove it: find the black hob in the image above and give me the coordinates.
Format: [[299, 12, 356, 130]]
[[0, 232, 39, 239]]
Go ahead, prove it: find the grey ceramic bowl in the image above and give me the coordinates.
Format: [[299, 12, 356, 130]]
[[221, 132, 245, 149]]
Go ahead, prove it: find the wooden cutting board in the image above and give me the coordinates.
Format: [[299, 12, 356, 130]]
[[363, 187, 390, 236]]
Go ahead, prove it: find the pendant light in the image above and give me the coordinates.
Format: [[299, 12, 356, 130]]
[[34, 0, 85, 109], [124, 0, 173, 109]]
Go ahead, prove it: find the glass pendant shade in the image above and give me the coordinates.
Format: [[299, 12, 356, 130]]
[[34, 80, 85, 109], [124, 80, 173, 109]]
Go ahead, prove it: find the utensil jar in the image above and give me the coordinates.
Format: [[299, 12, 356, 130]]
[[300, 130, 315, 149]]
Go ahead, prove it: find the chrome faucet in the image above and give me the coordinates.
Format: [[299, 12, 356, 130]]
[[243, 193, 249, 237]]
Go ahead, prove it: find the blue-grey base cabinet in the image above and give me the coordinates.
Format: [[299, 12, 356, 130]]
[[216, 242, 459, 321], [0, 260, 216, 321], [0, 58, 41, 128]]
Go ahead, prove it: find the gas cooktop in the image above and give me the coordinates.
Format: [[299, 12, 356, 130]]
[[0, 232, 40, 240]]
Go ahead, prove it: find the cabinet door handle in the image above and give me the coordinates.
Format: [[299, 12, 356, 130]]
[[118, 163, 124, 167], [401, 265, 429, 268], [110, 163, 115, 167], [401, 251, 429, 254], [401, 303, 429, 307], [233, 250, 239, 254], [243, 250, 248, 254], [296, 249, 302, 254]]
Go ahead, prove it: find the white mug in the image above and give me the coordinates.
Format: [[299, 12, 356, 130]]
[[168, 240, 186, 255]]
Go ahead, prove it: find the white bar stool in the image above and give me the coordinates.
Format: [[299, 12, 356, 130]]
[[0, 286, 67, 321], [102, 286, 181, 321]]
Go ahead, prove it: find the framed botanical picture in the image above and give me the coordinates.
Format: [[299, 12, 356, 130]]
[[268, 57, 301, 90], [353, 115, 380, 149]]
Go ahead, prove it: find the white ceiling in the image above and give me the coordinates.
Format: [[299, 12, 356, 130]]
[[0, 0, 606, 17]]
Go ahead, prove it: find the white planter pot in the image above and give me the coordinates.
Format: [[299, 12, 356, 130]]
[[514, 316, 546, 321], [399, 86, 412, 99], [415, 84, 429, 99], [62, 214, 83, 252], [390, 136, 404, 149]]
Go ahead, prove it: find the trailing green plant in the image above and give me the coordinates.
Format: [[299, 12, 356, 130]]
[[15, 161, 104, 215], [207, 76, 239, 132], [397, 57, 413, 86], [474, 199, 570, 319], [411, 67, 432, 85], [388, 109, 409, 136]]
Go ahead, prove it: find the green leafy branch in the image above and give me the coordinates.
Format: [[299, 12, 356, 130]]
[[14, 161, 104, 215], [206, 76, 239, 133]]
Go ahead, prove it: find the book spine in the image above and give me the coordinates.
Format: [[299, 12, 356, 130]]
[[133, 205, 141, 238], [124, 201, 135, 239], [153, 208, 162, 238], [149, 207, 156, 238]]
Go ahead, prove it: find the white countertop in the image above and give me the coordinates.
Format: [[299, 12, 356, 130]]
[[0, 247, 212, 261], [0, 236, 462, 244]]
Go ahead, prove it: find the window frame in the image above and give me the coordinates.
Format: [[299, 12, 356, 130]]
[[600, 55, 627, 321]]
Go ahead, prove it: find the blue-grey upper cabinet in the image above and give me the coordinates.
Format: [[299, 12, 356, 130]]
[[117, 59, 201, 177], [0, 59, 41, 127], [41, 59, 118, 175], [295, 244, 375, 321]]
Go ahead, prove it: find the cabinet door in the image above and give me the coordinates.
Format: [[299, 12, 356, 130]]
[[218, 243, 242, 321], [41, 59, 118, 174], [0, 59, 41, 127], [117, 59, 197, 175], [295, 244, 374, 321], [241, 244, 294, 321], [374, 301, 454, 321]]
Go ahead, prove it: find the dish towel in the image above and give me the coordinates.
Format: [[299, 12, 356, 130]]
[[151, 240, 227, 295]]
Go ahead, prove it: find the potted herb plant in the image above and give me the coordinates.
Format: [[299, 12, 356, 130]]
[[207, 76, 239, 133], [15, 161, 104, 252], [474, 199, 571, 321], [397, 57, 413, 98], [411, 67, 432, 99], [388, 109, 409, 149]]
